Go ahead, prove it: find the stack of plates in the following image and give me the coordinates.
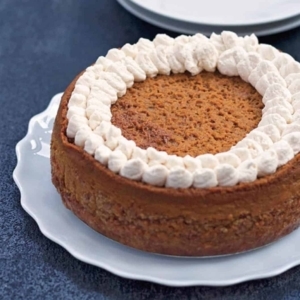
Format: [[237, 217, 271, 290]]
[[117, 0, 300, 36]]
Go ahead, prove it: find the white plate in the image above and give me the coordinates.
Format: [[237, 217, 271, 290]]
[[130, 0, 300, 26], [13, 93, 300, 287], [118, 0, 300, 36]]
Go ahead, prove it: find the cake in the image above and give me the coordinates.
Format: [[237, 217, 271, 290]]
[[51, 31, 300, 256]]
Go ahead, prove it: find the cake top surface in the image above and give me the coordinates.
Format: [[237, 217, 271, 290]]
[[65, 31, 300, 189], [111, 71, 263, 157]]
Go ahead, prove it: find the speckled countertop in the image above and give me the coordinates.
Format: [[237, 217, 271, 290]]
[[2, 0, 300, 299]]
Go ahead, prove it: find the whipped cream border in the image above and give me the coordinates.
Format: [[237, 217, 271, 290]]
[[66, 31, 300, 189]]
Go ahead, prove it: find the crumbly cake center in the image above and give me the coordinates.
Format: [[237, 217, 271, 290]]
[[111, 71, 263, 156]]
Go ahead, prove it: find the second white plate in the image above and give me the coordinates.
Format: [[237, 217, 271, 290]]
[[118, 0, 300, 36], [130, 0, 300, 26]]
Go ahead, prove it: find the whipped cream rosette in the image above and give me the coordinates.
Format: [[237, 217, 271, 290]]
[[66, 31, 300, 189]]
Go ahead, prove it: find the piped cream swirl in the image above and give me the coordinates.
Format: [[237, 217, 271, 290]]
[[66, 31, 300, 189]]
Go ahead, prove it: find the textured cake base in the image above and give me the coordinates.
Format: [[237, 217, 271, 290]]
[[51, 72, 300, 256], [112, 71, 263, 156]]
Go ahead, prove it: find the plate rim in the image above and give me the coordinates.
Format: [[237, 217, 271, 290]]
[[12, 92, 300, 287], [129, 0, 300, 26], [118, 0, 300, 36]]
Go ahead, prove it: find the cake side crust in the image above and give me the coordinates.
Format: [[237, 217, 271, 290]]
[[51, 73, 300, 256]]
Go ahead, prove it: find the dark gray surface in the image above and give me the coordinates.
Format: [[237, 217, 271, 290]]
[[2, 0, 300, 299]]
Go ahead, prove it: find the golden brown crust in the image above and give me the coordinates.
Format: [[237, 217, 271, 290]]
[[51, 72, 300, 256]]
